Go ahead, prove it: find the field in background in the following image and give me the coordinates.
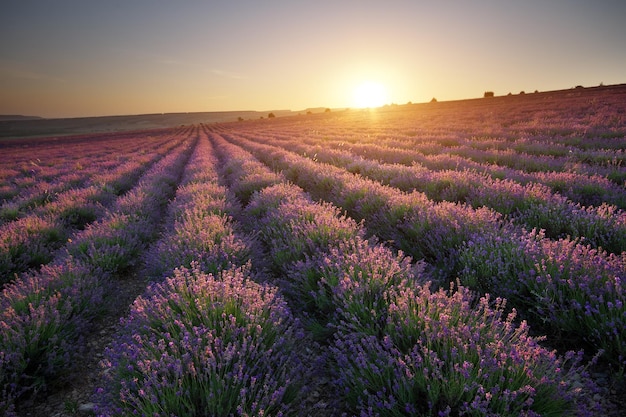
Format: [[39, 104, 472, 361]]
[[2, 84, 625, 416], [0, 109, 310, 140]]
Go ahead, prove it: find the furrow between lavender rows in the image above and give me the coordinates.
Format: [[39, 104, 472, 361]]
[[218, 129, 626, 371], [1, 132, 197, 416], [206, 129, 604, 416]]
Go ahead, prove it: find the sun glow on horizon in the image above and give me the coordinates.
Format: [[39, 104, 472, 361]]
[[352, 81, 389, 108]]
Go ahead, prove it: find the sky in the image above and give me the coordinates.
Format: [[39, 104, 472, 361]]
[[1, 0, 625, 119]]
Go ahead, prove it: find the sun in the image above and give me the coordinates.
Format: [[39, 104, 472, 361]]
[[352, 81, 389, 108]]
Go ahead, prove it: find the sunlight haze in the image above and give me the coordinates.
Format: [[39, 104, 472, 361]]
[[1, 0, 625, 118]]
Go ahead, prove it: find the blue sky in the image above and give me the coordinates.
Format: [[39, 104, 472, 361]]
[[1, 0, 625, 118]]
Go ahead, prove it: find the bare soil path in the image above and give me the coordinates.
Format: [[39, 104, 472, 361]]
[[15, 272, 150, 417]]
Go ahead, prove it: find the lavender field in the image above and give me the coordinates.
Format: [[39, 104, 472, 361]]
[[2, 85, 626, 416]]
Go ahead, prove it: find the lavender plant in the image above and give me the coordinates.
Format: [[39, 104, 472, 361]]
[[48, 188, 108, 230], [246, 184, 364, 269], [98, 266, 314, 416], [0, 215, 66, 283], [145, 212, 254, 278], [331, 283, 601, 416], [66, 214, 151, 274], [0, 259, 103, 413], [285, 236, 423, 340], [458, 228, 626, 367]]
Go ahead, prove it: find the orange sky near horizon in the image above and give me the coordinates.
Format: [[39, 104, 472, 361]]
[[1, 1, 625, 119]]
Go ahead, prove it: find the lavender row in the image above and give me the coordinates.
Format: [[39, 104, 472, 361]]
[[247, 132, 626, 254], [218, 130, 503, 275], [0, 135, 195, 415], [234, 101, 626, 200], [293, 133, 626, 210], [0, 134, 187, 284], [219, 129, 626, 369], [208, 132, 282, 207], [212, 135, 600, 416], [142, 132, 254, 280], [0, 129, 182, 223], [64, 135, 195, 274], [97, 132, 314, 416]]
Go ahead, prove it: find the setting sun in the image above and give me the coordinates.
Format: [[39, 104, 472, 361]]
[[352, 82, 389, 108]]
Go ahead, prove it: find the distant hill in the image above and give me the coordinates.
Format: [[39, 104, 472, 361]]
[[0, 115, 44, 121], [0, 110, 295, 139]]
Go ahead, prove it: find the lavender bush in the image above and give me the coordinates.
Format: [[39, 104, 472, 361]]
[[0, 259, 103, 413], [245, 183, 364, 270], [458, 228, 626, 367], [286, 236, 423, 340], [66, 214, 151, 274], [98, 266, 315, 416], [52, 191, 106, 230], [145, 212, 254, 278], [0, 215, 66, 283], [332, 283, 601, 416]]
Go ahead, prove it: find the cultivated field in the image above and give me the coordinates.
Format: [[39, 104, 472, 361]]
[[2, 85, 625, 416]]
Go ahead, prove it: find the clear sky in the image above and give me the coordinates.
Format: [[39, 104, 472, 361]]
[[1, 0, 625, 118]]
